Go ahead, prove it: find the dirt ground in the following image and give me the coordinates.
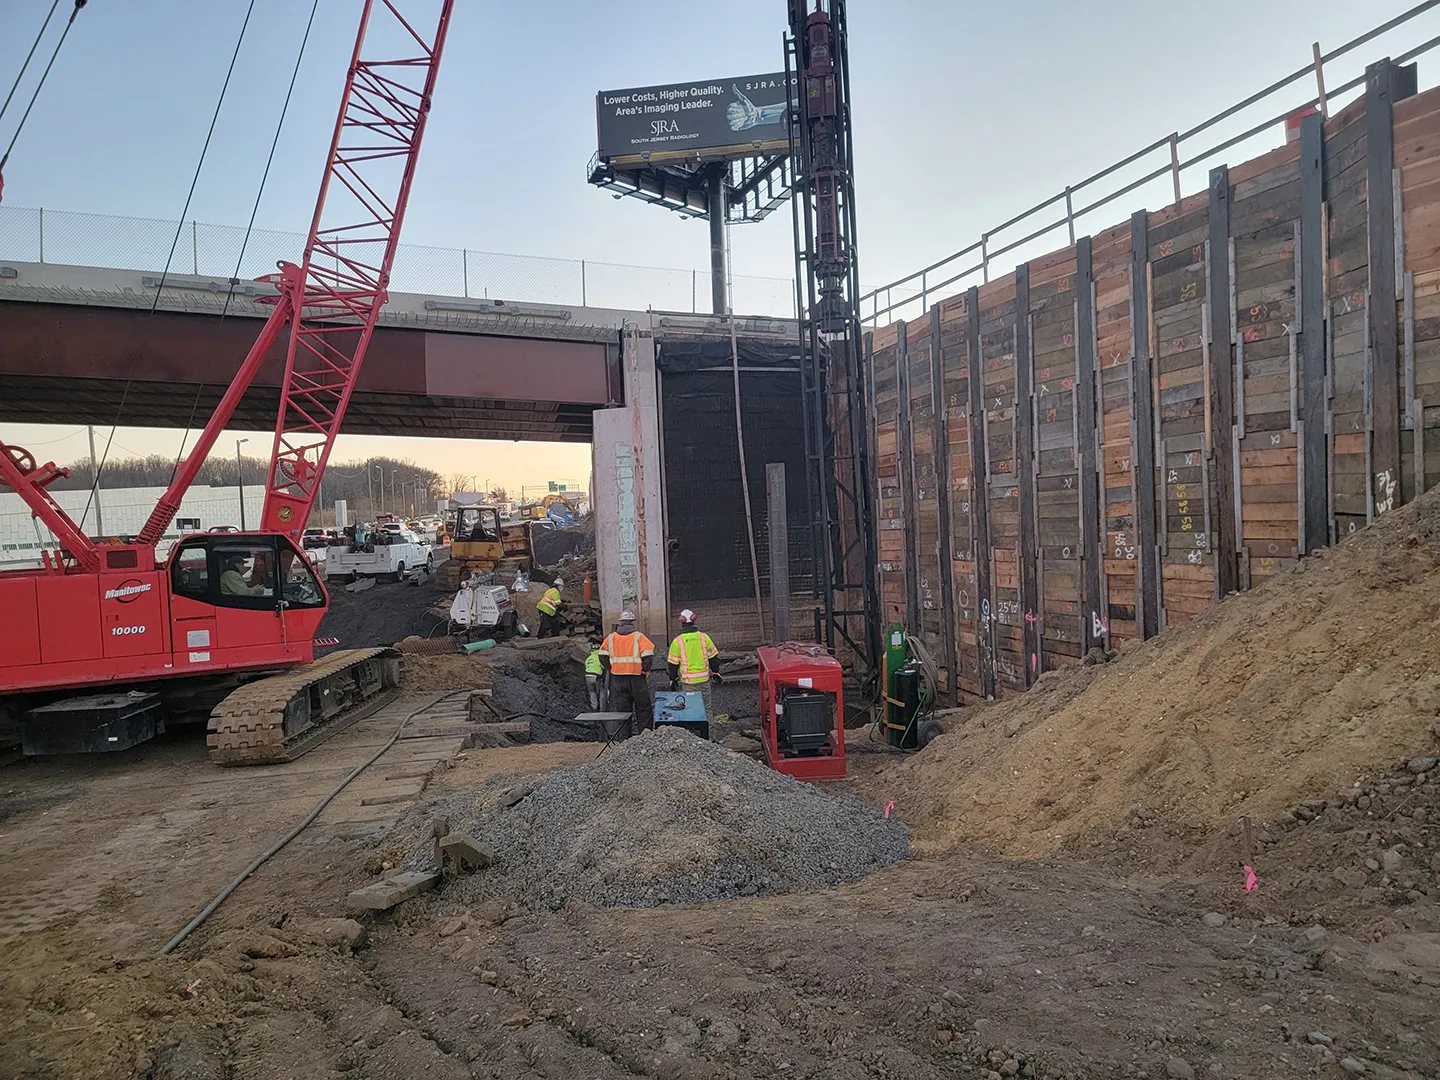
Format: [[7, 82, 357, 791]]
[[861, 481, 1440, 864], [2, 728, 1436, 1080], [5, 497, 1440, 1078], [318, 577, 450, 648]]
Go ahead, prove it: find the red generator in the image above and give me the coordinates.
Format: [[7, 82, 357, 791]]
[[757, 643, 845, 781]]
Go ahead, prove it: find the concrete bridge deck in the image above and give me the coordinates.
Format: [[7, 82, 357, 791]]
[[0, 261, 641, 442]]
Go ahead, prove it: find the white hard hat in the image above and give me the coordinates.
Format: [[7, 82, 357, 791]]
[[554, 578, 564, 588], [619, 610, 636, 622], [680, 609, 696, 622]]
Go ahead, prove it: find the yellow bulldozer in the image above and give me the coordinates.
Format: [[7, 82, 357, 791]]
[[435, 505, 536, 589]]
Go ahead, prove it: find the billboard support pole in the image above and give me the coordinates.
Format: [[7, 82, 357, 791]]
[[708, 164, 729, 314]]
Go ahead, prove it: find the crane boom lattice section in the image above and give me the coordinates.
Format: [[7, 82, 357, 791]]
[[262, 0, 453, 535]]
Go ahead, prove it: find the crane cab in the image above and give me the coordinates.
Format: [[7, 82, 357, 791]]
[[0, 532, 328, 699], [166, 532, 329, 672]]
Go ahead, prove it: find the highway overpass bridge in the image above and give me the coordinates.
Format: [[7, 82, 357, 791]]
[[0, 259, 809, 646], [0, 261, 641, 442]]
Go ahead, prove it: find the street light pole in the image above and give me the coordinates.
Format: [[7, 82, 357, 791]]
[[236, 438, 249, 530], [373, 464, 384, 518], [87, 425, 105, 537]]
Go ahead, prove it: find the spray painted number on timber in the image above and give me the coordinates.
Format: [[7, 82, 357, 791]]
[[1375, 470, 1397, 515]]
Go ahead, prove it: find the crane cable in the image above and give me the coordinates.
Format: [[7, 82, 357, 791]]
[[725, 203, 767, 643], [169, 0, 322, 487], [79, 1, 257, 534], [0, 0, 61, 127], [0, 0, 87, 200]]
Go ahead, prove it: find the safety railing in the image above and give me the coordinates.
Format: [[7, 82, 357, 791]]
[[859, 1, 1440, 325], [0, 204, 798, 318]]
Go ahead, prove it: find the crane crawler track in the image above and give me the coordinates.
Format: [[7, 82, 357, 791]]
[[207, 648, 403, 766]]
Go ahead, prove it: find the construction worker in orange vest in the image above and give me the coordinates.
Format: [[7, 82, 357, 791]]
[[598, 610, 655, 736], [666, 609, 721, 716]]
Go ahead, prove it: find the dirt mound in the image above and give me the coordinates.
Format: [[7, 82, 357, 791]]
[[401, 727, 907, 910], [401, 653, 492, 691], [1172, 753, 1440, 936], [318, 578, 448, 648], [531, 520, 595, 568], [879, 487, 1440, 861], [482, 643, 594, 742]]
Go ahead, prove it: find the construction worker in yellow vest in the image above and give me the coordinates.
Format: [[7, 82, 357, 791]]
[[584, 636, 605, 711], [536, 578, 563, 638], [667, 609, 721, 715], [598, 611, 655, 736]]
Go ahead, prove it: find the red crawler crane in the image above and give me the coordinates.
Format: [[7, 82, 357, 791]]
[[0, 0, 454, 763]]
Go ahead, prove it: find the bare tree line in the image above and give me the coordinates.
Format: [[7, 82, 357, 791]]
[[52, 453, 444, 521]]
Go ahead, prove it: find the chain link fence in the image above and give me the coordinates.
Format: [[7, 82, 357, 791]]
[[0, 204, 798, 317]]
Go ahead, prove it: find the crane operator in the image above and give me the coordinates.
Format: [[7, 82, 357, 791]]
[[220, 554, 271, 597]]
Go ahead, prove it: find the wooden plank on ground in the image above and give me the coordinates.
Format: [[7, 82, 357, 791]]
[[347, 871, 441, 912]]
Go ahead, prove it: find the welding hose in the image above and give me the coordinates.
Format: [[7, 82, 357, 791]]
[[904, 633, 941, 743], [157, 693, 446, 957]]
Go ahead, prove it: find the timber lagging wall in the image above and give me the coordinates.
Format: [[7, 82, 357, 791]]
[[865, 61, 1440, 700]]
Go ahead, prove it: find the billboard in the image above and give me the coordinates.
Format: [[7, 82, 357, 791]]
[[596, 72, 793, 166]]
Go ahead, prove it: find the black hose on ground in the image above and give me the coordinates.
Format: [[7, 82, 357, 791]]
[[157, 693, 454, 957]]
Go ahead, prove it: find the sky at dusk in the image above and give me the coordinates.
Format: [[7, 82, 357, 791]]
[[1, 0, 1431, 494]]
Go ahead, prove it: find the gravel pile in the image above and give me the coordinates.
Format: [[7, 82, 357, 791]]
[[404, 727, 908, 909]]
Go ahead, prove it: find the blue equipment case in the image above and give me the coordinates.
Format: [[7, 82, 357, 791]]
[[652, 690, 709, 740]]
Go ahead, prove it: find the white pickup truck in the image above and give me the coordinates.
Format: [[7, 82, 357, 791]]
[[325, 529, 433, 582]]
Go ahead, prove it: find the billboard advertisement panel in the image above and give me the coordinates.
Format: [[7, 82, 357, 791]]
[[596, 73, 793, 166]]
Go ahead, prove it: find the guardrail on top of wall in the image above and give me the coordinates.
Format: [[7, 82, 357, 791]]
[[859, 1, 1440, 326]]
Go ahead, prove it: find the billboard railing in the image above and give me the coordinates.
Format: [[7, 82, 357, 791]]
[[858, 1, 1440, 326], [0, 204, 798, 318]]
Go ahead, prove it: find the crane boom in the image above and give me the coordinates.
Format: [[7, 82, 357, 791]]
[[139, 0, 454, 546], [261, 0, 453, 536]]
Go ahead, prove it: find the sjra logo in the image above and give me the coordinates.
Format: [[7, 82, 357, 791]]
[[105, 580, 152, 603]]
